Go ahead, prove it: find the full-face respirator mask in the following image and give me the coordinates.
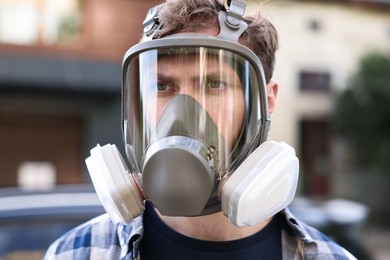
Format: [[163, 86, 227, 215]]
[[86, 0, 299, 227]]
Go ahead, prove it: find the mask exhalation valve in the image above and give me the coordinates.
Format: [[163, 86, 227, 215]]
[[142, 136, 215, 216]]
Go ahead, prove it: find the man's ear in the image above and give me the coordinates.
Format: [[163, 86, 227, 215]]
[[266, 80, 279, 114]]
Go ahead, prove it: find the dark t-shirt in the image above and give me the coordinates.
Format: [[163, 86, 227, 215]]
[[140, 202, 283, 260]]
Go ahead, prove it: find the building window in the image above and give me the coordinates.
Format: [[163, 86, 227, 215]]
[[0, 0, 81, 46], [308, 19, 322, 32], [299, 71, 331, 92], [300, 120, 331, 195]]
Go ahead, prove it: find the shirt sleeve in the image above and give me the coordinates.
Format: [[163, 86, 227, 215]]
[[43, 214, 122, 260]]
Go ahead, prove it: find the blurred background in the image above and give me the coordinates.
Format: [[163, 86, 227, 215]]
[[0, 0, 389, 259]]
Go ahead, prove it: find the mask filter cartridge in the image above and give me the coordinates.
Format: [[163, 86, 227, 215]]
[[85, 144, 144, 223], [221, 140, 299, 227]]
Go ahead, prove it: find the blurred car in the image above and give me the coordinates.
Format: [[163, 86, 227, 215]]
[[289, 197, 371, 260], [0, 184, 105, 260]]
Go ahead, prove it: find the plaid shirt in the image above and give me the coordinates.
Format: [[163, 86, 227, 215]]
[[44, 208, 356, 260]]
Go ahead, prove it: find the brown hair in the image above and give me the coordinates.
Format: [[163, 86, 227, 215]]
[[153, 0, 278, 83]]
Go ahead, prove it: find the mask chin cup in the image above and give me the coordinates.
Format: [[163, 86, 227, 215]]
[[142, 136, 214, 216], [221, 141, 299, 227], [85, 144, 145, 224]]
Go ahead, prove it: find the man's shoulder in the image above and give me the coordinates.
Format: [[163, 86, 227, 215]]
[[43, 214, 125, 259], [281, 209, 357, 259], [300, 221, 356, 259]]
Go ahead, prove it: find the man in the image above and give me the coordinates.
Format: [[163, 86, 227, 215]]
[[45, 0, 356, 259]]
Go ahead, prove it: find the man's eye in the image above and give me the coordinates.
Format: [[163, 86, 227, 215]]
[[206, 79, 226, 89], [155, 81, 178, 96], [157, 82, 169, 91]]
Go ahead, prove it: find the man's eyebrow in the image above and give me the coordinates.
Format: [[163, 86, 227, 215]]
[[201, 72, 223, 78], [157, 73, 177, 82]]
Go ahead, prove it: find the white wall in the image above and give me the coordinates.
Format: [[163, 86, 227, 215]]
[[246, 1, 390, 201], [248, 1, 390, 149]]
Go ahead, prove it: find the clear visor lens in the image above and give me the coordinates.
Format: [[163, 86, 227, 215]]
[[123, 47, 265, 177]]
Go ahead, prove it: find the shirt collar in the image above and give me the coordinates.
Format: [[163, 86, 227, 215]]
[[117, 215, 144, 259], [279, 207, 315, 243], [115, 207, 316, 258]]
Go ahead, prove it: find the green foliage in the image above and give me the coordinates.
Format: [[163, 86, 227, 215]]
[[333, 52, 390, 171]]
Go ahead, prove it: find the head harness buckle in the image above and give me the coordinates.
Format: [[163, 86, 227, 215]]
[[224, 0, 246, 30]]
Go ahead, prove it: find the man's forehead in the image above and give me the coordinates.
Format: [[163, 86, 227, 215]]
[[157, 54, 220, 64], [156, 54, 238, 69], [155, 57, 239, 78]]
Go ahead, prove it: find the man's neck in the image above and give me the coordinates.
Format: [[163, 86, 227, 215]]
[[158, 210, 272, 241]]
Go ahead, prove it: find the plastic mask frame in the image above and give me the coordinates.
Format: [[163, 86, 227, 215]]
[[121, 33, 271, 177]]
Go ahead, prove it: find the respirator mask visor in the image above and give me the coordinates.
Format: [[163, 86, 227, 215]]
[[122, 36, 269, 216]]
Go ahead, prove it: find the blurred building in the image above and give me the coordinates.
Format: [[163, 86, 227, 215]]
[[259, 0, 390, 221], [0, 0, 155, 188]]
